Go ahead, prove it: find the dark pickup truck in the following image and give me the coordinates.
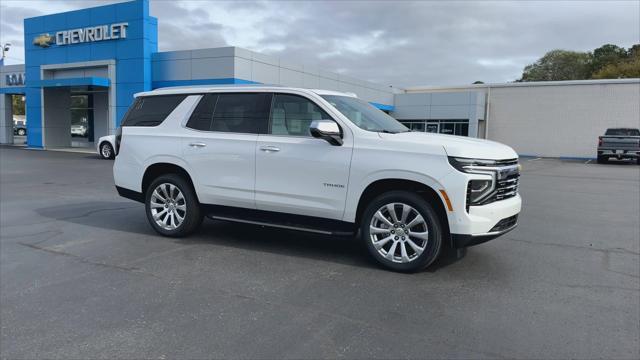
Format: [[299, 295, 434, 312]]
[[597, 128, 640, 164]]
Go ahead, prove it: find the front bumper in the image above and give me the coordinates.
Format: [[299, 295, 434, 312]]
[[451, 214, 518, 248]]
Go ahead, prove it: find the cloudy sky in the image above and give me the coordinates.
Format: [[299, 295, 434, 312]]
[[1, 0, 638, 87]]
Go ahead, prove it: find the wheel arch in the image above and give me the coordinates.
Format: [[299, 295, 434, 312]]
[[142, 162, 199, 203], [354, 178, 451, 245]]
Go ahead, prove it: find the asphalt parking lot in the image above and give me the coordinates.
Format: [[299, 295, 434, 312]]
[[1, 146, 638, 359]]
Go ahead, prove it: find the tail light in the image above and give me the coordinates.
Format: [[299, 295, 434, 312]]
[[598, 137, 602, 146], [115, 126, 122, 154]]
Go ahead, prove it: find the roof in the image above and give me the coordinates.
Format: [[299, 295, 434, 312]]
[[404, 78, 640, 93], [136, 85, 357, 98]]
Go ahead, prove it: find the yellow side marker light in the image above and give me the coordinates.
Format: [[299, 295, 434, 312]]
[[439, 190, 454, 212]]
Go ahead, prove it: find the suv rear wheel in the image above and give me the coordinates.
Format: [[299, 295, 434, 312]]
[[361, 191, 443, 272], [145, 174, 203, 237]]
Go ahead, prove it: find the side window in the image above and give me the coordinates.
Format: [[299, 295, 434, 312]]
[[121, 95, 187, 127], [270, 94, 331, 136], [186, 94, 217, 131], [211, 93, 271, 134]]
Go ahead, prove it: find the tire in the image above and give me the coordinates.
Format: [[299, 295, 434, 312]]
[[597, 155, 607, 164], [636, 157, 640, 165], [361, 191, 443, 272], [99, 142, 115, 160], [17, 129, 26, 136], [145, 174, 203, 237]]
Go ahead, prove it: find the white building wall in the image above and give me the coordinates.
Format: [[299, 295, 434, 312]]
[[488, 82, 640, 158], [152, 46, 396, 106]]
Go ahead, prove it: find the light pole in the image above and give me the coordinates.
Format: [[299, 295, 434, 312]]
[[1, 43, 11, 65]]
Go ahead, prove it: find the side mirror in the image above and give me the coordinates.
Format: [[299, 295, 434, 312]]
[[310, 120, 343, 146]]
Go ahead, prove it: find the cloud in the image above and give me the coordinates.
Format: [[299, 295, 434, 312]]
[[1, 0, 637, 86]]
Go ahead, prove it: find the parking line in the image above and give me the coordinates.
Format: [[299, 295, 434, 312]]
[[528, 157, 542, 161], [584, 159, 591, 164]]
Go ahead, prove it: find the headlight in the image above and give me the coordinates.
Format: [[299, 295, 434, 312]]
[[448, 156, 500, 172], [448, 156, 520, 209], [468, 179, 492, 203], [449, 157, 498, 208]]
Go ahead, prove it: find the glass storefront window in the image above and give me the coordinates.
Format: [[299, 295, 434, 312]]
[[70, 94, 93, 142], [398, 119, 470, 136]]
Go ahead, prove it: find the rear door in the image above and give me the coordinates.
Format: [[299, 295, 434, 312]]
[[254, 93, 353, 220], [182, 92, 271, 209]]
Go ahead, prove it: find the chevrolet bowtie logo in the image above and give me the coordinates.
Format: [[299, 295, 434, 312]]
[[33, 33, 55, 48]]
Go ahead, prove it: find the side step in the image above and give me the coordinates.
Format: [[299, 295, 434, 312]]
[[203, 205, 356, 236]]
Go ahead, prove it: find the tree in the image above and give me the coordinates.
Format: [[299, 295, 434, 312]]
[[472, 81, 485, 84], [520, 50, 592, 81], [590, 44, 628, 74], [593, 50, 640, 79]]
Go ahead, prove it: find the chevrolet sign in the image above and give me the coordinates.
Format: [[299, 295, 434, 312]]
[[33, 23, 128, 48]]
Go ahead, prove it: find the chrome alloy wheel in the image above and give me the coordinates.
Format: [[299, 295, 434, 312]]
[[101, 144, 112, 158], [150, 183, 187, 230], [369, 202, 429, 263]]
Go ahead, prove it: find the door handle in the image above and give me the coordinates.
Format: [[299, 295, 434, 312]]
[[189, 142, 207, 148], [259, 145, 280, 153]]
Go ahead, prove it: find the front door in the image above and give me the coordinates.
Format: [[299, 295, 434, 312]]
[[255, 93, 353, 220], [182, 92, 271, 209]]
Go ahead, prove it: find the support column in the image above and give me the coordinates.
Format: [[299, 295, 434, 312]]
[[0, 94, 12, 144], [42, 88, 71, 148]]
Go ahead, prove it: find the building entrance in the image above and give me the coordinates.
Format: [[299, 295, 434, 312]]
[[42, 86, 109, 149]]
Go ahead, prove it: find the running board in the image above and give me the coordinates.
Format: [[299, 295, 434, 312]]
[[203, 205, 356, 236]]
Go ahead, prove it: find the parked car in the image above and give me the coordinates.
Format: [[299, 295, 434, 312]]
[[113, 86, 522, 272], [97, 135, 116, 159], [70, 124, 87, 137], [597, 128, 640, 164], [13, 123, 26, 136]]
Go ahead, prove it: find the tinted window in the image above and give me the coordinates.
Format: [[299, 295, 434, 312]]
[[186, 94, 218, 131], [211, 93, 271, 134], [605, 128, 640, 136], [121, 95, 187, 127], [270, 94, 331, 136]]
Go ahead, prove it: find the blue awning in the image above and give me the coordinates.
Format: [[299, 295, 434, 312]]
[[27, 77, 110, 88], [0, 86, 26, 94]]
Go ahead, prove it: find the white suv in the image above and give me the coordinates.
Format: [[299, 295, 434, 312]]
[[113, 86, 521, 272]]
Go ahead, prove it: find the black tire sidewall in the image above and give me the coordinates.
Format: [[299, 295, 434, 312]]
[[100, 142, 114, 159], [145, 174, 202, 237], [361, 191, 443, 272]]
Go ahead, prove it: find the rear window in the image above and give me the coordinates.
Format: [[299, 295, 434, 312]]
[[605, 128, 640, 136], [121, 95, 188, 127]]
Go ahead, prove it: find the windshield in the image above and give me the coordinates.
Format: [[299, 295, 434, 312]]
[[605, 128, 640, 136], [321, 95, 409, 133]]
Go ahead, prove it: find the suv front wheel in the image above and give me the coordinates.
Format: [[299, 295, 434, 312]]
[[361, 191, 443, 272], [145, 174, 203, 237]]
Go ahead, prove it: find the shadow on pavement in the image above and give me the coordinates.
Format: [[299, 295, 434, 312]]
[[35, 201, 468, 273]]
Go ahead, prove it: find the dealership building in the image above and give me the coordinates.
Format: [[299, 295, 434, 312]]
[[1, 0, 638, 158]]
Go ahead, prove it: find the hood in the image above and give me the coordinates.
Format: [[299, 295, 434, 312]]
[[379, 131, 518, 160]]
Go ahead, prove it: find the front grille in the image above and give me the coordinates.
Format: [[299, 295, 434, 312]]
[[493, 173, 520, 201], [472, 173, 520, 206], [490, 215, 518, 232]]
